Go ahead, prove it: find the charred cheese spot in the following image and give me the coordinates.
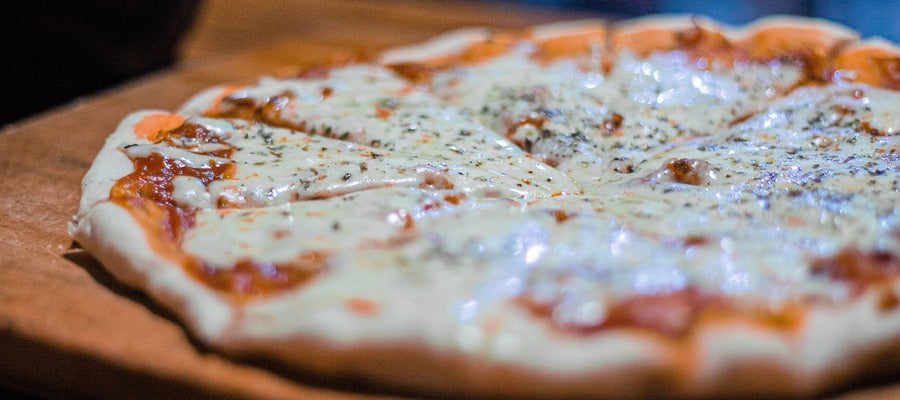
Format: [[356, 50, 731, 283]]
[[550, 209, 573, 223], [419, 171, 455, 190], [644, 158, 712, 186], [387, 62, 436, 84]]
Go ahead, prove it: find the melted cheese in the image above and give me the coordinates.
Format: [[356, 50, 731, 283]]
[[602, 51, 803, 133], [429, 47, 807, 194], [174, 65, 897, 309], [123, 118, 574, 210], [105, 42, 900, 367]]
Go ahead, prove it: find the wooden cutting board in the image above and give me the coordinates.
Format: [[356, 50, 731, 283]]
[[1, 1, 899, 398]]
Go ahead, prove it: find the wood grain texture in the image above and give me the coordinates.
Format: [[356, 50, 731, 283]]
[[180, 0, 599, 62], [0, 0, 897, 398]]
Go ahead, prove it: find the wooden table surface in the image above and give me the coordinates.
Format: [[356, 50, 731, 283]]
[[0, 1, 898, 398]]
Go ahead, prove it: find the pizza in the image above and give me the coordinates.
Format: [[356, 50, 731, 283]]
[[70, 15, 900, 398]]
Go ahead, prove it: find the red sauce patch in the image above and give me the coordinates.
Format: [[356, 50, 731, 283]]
[[833, 104, 852, 116], [196, 251, 329, 298], [811, 247, 900, 294], [505, 115, 549, 152], [644, 158, 712, 186], [212, 91, 308, 132], [112, 123, 235, 242], [550, 209, 573, 223], [110, 151, 232, 254], [681, 235, 708, 247], [519, 287, 801, 338], [602, 113, 624, 136], [387, 209, 415, 231], [859, 121, 893, 137], [111, 120, 328, 299], [375, 106, 392, 118], [154, 122, 236, 158], [419, 171, 455, 190], [519, 288, 724, 337], [112, 196, 195, 247], [345, 297, 380, 316], [133, 113, 187, 140], [443, 193, 464, 205], [111, 153, 235, 211], [600, 288, 725, 336]]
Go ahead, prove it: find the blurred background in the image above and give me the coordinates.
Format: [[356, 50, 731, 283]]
[[1, 0, 896, 126]]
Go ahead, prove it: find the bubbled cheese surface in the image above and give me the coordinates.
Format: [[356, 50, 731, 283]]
[[103, 45, 900, 368]]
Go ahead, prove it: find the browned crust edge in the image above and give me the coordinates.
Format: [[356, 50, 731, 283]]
[[381, 15, 898, 90], [217, 306, 900, 399], [831, 39, 900, 89]]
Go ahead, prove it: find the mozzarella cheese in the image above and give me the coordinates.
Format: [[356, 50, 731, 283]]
[[82, 33, 899, 375]]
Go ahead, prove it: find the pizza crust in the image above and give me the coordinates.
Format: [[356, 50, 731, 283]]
[[378, 28, 493, 65], [72, 202, 234, 339], [729, 14, 859, 56], [526, 19, 606, 42], [611, 14, 727, 56], [832, 38, 900, 88], [213, 293, 900, 398], [179, 86, 233, 117], [71, 110, 236, 339], [75, 110, 164, 219]]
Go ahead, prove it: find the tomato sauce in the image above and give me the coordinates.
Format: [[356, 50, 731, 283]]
[[812, 247, 900, 294], [111, 121, 327, 299], [519, 286, 803, 338], [213, 91, 308, 133], [196, 252, 328, 298]]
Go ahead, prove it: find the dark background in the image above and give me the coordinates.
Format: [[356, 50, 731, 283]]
[[0, 0, 895, 126]]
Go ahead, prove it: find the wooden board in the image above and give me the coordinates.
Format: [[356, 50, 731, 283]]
[[0, 39, 397, 400], [1, 1, 899, 398]]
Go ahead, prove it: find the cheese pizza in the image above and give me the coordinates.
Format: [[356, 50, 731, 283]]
[[71, 15, 900, 398]]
